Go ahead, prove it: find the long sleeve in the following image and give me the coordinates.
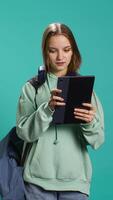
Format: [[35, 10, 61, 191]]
[[16, 82, 54, 142], [79, 92, 105, 149]]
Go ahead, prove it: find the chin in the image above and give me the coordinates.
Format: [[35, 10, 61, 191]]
[[57, 66, 67, 70]]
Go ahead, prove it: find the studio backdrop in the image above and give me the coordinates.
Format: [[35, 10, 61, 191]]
[[0, 0, 113, 199]]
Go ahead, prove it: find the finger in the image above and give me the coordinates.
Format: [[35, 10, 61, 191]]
[[74, 110, 94, 120], [82, 103, 96, 111], [52, 95, 64, 102], [49, 97, 65, 109], [74, 108, 89, 114], [55, 102, 66, 106], [74, 111, 90, 118], [51, 89, 62, 95], [74, 108, 95, 116], [74, 115, 92, 123], [50, 101, 66, 107], [74, 109, 95, 122], [82, 103, 92, 108]]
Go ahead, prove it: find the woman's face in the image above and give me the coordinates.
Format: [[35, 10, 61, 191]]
[[47, 35, 73, 76]]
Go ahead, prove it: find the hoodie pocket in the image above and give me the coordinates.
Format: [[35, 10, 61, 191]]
[[55, 144, 84, 180], [28, 134, 92, 181], [29, 137, 57, 179]]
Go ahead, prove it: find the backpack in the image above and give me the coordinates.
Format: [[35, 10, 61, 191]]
[[0, 67, 46, 200]]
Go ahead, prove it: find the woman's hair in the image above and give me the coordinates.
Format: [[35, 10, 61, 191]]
[[42, 23, 82, 72]]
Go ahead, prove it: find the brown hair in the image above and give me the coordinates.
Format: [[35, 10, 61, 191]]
[[42, 23, 81, 72]]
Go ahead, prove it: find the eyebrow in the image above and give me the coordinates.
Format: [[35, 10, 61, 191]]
[[48, 45, 72, 49]]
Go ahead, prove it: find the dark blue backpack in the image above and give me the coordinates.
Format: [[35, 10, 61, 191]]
[[0, 68, 46, 200]]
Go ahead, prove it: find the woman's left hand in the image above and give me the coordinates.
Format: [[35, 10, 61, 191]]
[[74, 103, 96, 123]]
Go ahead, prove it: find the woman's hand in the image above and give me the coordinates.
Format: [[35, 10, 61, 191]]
[[48, 89, 66, 111], [74, 103, 96, 123]]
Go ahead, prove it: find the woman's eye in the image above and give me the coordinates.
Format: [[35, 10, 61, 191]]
[[48, 49, 56, 53], [64, 48, 71, 52]]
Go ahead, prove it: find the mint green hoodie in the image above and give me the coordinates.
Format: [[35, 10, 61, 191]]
[[16, 73, 104, 195]]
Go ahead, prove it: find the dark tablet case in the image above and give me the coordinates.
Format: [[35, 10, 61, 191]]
[[52, 76, 95, 124]]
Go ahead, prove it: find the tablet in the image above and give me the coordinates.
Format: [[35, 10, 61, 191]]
[[52, 75, 95, 124]]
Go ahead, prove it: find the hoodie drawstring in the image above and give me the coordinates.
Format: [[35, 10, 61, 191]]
[[53, 124, 59, 145]]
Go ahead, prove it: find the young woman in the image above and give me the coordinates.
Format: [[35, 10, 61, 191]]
[[16, 23, 104, 200]]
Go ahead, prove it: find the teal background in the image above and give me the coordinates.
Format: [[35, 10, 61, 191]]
[[0, 0, 113, 199]]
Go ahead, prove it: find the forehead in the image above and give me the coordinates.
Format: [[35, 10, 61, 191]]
[[48, 35, 71, 47]]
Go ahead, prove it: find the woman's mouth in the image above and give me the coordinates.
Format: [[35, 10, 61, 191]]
[[56, 62, 66, 66]]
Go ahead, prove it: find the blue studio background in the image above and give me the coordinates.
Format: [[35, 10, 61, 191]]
[[0, 0, 113, 199]]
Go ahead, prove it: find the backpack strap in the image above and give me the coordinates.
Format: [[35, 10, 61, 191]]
[[28, 68, 46, 109], [28, 67, 47, 92]]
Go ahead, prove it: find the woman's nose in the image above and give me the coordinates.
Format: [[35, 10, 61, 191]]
[[57, 50, 64, 60]]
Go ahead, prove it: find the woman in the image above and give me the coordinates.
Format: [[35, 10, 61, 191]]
[[16, 23, 104, 200]]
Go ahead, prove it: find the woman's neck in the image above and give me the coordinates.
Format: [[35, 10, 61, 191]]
[[49, 69, 68, 77]]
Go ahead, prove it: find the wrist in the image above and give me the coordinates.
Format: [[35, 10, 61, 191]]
[[48, 102, 55, 112]]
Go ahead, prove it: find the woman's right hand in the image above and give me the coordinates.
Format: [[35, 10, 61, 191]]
[[48, 89, 66, 111]]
